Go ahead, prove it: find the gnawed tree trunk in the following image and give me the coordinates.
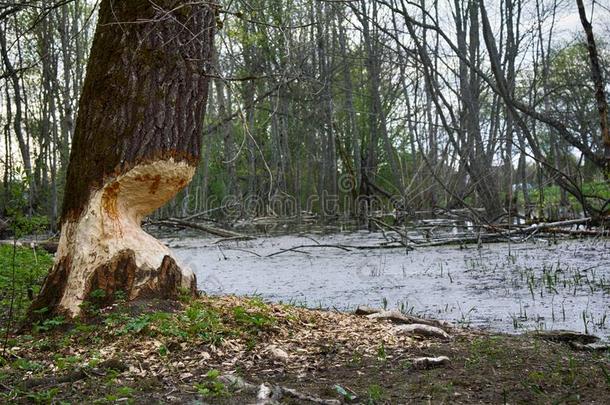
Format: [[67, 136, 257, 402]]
[[31, 0, 216, 318]]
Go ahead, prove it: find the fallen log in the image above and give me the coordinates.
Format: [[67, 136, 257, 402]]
[[570, 341, 610, 351], [153, 218, 253, 240], [360, 308, 453, 330], [413, 218, 601, 246], [354, 306, 380, 316], [280, 386, 341, 405], [544, 227, 610, 237], [485, 218, 593, 237], [394, 323, 451, 340], [255, 382, 341, 405], [528, 330, 599, 345]]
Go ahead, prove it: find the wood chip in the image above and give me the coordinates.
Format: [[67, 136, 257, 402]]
[[412, 356, 451, 369], [267, 345, 289, 362]]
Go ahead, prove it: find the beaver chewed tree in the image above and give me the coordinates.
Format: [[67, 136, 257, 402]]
[[31, 1, 216, 317]]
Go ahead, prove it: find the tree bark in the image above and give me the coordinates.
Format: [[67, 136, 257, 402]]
[[576, 0, 610, 177], [31, 0, 216, 318]]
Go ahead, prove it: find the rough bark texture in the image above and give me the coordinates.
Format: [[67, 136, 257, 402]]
[[62, 0, 215, 221], [31, 0, 216, 318]]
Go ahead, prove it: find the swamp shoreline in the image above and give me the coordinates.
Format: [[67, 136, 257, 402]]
[[1, 232, 610, 403], [1, 295, 610, 404]]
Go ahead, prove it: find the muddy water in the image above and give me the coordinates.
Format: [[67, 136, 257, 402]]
[[168, 232, 610, 339]]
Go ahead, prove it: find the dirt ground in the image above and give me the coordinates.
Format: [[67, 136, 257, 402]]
[[1, 296, 609, 404]]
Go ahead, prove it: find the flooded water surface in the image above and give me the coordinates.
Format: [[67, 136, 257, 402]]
[[168, 232, 610, 339]]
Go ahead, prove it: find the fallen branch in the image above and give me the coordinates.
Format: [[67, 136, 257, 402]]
[[265, 243, 410, 257], [394, 323, 451, 340], [266, 244, 351, 257], [214, 235, 255, 244], [255, 381, 341, 405], [528, 330, 599, 345], [360, 308, 453, 331], [485, 218, 592, 237], [153, 218, 253, 240], [369, 217, 418, 245], [280, 386, 341, 404], [543, 227, 609, 237], [224, 247, 262, 257]]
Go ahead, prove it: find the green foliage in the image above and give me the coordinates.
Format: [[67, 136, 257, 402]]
[[89, 289, 107, 300], [520, 181, 610, 214], [157, 344, 168, 357], [376, 342, 386, 361], [2, 174, 49, 238], [120, 314, 152, 335], [33, 316, 65, 333], [114, 290, 127, 302], [0, 245, 53, 322], [116, 386, 135, 397], [180, 302, 224, 343], [232, 305, 275, 330], [25, 387, 59, 404], [102, 311, 130, 329], [12, 358, 43, 372], [53, 354, 81, 371], [466, 337, 506, 369], [366, 384, 384, 404], [100, 298, 277, 351], [194, 369, 229, 398]]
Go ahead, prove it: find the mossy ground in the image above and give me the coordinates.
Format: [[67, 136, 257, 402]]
[[0, 247, 609, 404]]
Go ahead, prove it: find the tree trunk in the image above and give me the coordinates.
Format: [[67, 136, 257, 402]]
[[0, 22, 34, 212], [576, 0, 610, 177], [31, 0, 216, 318]]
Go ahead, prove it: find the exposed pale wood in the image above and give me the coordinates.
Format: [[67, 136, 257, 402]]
[[30, 0, 216, 318], [394, 323, 451, 340], [363, 309, 453, 330], [411, 356, 451, 369]]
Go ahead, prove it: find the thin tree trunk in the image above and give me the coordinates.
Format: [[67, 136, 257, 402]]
[[0, 22, 33, 212], [576, 0, 610, 177]]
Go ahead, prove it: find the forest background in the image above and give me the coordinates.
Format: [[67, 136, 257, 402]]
[[1, 0, 609, 233]]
